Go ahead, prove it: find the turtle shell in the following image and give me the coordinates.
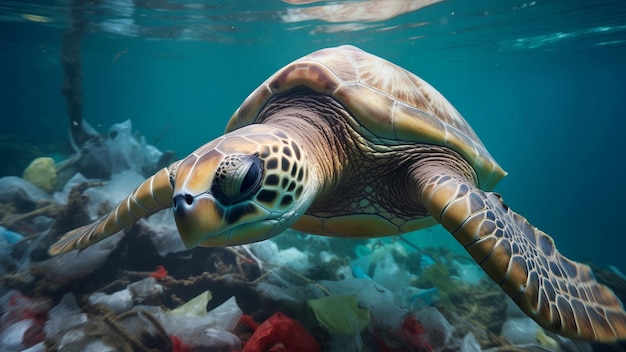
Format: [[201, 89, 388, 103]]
[[226, 45, 506, 190]]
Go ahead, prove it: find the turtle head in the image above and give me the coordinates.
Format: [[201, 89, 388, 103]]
[[172, 125, 314, 248]]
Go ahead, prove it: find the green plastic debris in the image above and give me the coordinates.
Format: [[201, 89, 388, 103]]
[[415, 262, 454, 308], [168, 290, 212, 317], [307, 294, 370, 336]]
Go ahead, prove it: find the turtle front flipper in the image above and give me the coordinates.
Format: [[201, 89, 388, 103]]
[[419, 172, 626, 342], [48, 162, 179, 256]]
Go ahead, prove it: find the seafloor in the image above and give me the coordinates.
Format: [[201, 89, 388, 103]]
[[0, 124, 625, 352]]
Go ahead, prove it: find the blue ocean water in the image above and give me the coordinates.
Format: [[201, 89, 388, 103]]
[[1, 0, 625, 276]]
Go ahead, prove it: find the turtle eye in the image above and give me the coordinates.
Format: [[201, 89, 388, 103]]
[[240, 161, 261, 194], [213, 154, 263, 204]]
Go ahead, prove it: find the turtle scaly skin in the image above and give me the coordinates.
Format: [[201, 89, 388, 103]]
[[50, 46, 626, 342]]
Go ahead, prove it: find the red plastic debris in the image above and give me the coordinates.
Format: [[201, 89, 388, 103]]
[[399, 314, 432, 352], [240, 314, 259, 331], [1, 294, 50, 348], [170, 335, 191, 352], [242, 312, 320, 352], [23, 322, 46, 348], [150, 265, 168, 280], [372, 314, 432, 352]]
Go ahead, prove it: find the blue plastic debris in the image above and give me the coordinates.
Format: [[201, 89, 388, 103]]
[[351, 265, 371, 280], [1, 226, 24, 245], [420, 255, 436, 270], [354, 244, 371, 258], [406, 287, 438, 307]]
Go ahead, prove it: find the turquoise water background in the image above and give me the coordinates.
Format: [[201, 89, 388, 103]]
[[1, 0, 625, 271]]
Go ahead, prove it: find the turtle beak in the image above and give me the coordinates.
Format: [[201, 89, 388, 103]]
[[171, 148, 229, 248], [173, 192, 227, 248]]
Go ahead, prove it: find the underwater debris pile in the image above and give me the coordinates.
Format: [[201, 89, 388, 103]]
[[0, 122, 620, 351], [0, 223, 604, 351]]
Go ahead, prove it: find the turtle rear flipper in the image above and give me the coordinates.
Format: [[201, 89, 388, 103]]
[[48, 163, 178, 256], [419, 171, 626, 342]]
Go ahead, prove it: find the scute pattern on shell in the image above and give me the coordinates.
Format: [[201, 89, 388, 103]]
[[226, 45, 506, 190]]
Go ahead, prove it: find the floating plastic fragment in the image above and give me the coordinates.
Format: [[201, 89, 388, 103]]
[[461, 332, 481, 352], [0, 226, 24, 245], [373, 312, 433, 352], [141, 210, 186, 256], [50, 309, 171, 351], [239, 314, 259, 331], [88, 289, 133, 314], [420, 254, 436, 270], [106, 120, 163, 176], [157, 294, 243, 350], [167, 290, 212, 317], [501, 316, 538, 345], [23, 157, 57, 193], [0, 290, 50, 327], [242, 312, 319, 352], [170, 335, 191, 352], [0, 227, 25, 272], [128, 277, 163, 301], [250, 240, 279, 263], [354, 244, 371, 258], [43, 294, 87, 338], [149, 265, 168, 280], [52, 172, 88, 206], [414, 307, 455, 350], [19, 341, 45, 352], [399, 314, 432, 351], [36, 224, 124, 280], [536, 327, 559, 350], [0, 291, 50, 347], [404, 286, 438, 308], [320, 250, 336, 263], [451, 259, 485, 285], [255, 282, 300, 305], [351, 264, 371, 280], [1, 319, 37, 351], [350, 254, 372, 279], [308, 294, 370, 336], [271, 247, 310, 272], [0, 176, 52, 204], [205, 296, 244, 332], [372, 253, 410, 291], [83, 170, 145, 219], [203, 328, 241, 350]]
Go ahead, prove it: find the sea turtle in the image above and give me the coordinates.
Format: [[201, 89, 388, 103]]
[[49, 45, 626, 342]]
